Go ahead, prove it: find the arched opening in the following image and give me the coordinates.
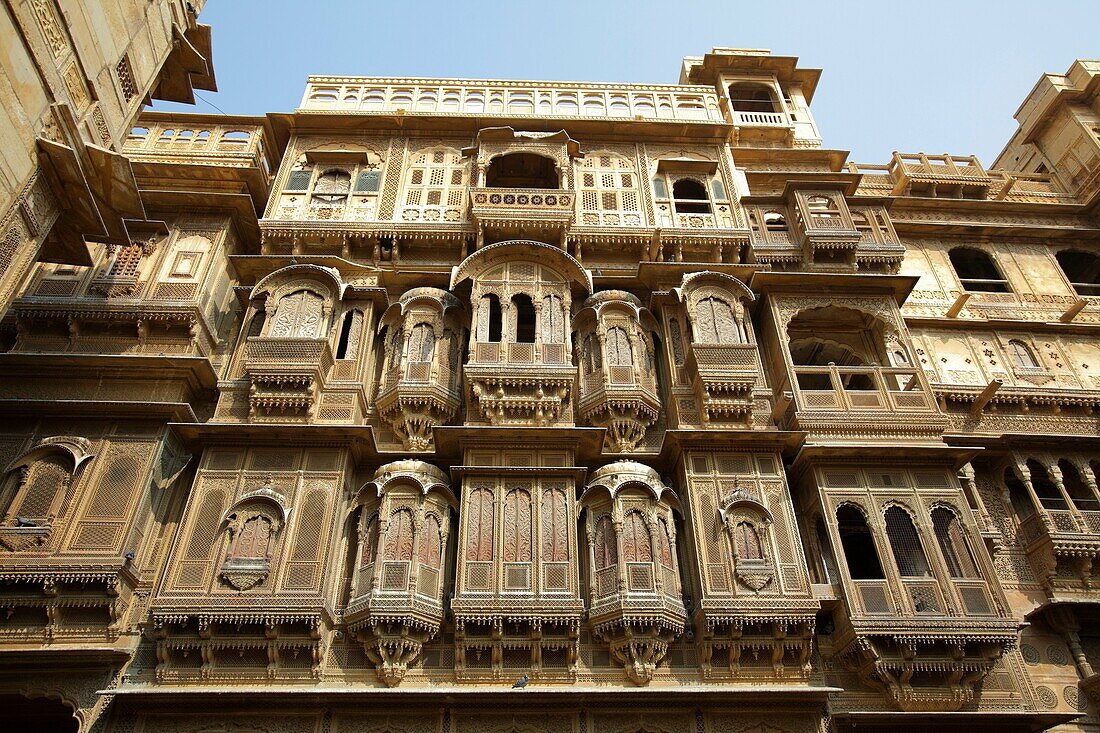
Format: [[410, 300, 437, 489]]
[[485, 153, 559, 189], [1008, 339, 1039, 369], [728, 83, 779, 114], [733, 521, 763, 560], [0, 694, 78, 733], [806, 195, 841, 221], [931, 507, 979, 578], [1056, 250, 1100, 296], [478, 294, 502, 343], [1027, 459, 1067, 510], [512, 294, 536, 343], [1004, 466, 1036, 519], [1059, 460, 1099, 511], [884, 505, 931, 577], [335, 310, 363, 359], [949, 248, 1010, 293], [671, 178, 711, 214], [787, 305, 887, 392], [836, 505, 884, 580]]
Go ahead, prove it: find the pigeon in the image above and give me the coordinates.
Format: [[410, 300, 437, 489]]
[[511, 673, 529, 688]]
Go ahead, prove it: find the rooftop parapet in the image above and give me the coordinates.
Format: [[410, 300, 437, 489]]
[[298, 76, 725, 124], [848, 154, 1076, 203]]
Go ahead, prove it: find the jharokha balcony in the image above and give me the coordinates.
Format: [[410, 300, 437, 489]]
[[1006, 457, 1100, 599]]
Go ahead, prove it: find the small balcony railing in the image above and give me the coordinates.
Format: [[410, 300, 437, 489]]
[[731, 110, 788, 126], [791, 365, 933, 412], [245, 337, 334, 374]]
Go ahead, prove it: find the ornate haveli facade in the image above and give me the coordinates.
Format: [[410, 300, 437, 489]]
[[3, 5, 1100, 733]]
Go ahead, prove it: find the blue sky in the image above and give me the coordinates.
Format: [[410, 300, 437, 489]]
[[156, 0, 1100, 165]]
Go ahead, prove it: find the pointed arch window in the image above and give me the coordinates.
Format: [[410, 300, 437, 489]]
[[593, 515, 617, 570], [884, 506, 931, 577], [2, 454, 72, 524], [383, 508, 415, 561], [419, 514, 443, 570], [360, 514, 379, 567], [465, 488, 494, 562], [1008, 339, 1040, 369], [605, 327, 633, 367], [1028, 459, 1067, 510], [335, 309, 364, 360], [658, 517, 675, 569], [502, 488, 532, 563], [621, 511, 653, 563], [512, 294, 536, 343], [733, 521, 763, 560], [408, 323, 436, 364], [931, 507, 979, 578], [671, 178, 711, 215], [541, 488, 569, 562], [541, 294, 565, 344]]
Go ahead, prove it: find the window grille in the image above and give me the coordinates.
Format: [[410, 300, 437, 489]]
[[402, 148, 466, 222], [884, 506, 931, 577], [287, 169, 313, 191], [116, 54, 137, 103], [577, 154, 642, 226]]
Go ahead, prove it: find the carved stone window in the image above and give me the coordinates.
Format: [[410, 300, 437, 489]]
[[270, 289, 325, 338], [668, 318, 685, 366], [1028, 459, 1067, 510], [884, 505, 931, 578], [312, 169, 351, 206], [583, 333, 602, 374], [1008, 339, 1040, 369], [408, 323, 435, 364], [502, 489, 532, 563], [476, 294, 503, 343], [402, 147, 467, 222], [671, 178, 711, 215], [541, 294, 565, 344], [419, 514, 442, 570], [383, 509, 415, 561], [465, 488, 494, 562], [733, 521, 763, 560], [931, 507, 979, 579], [621, 511, 653, 563], [220, 488, 288, 591], [605, 327, 633, 367], [577, 153, 642, 226], [594, 515, 617, 570], [541, 488, 569, 562], [694, 296, 737, 344], [3, 454, 70, 525], [728, 83, 779, 114], [763, 210, 788, 232]]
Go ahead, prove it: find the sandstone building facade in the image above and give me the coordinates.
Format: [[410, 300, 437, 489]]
[[1, 13, 1100, 732]]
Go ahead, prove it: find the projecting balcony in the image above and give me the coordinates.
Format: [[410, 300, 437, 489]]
[[689, 342, 760, 422], [791, 365, 934, 412], [469, 187, 575, 244], [243, 336, 334, 417], [123, 113, 275, 204], [1016, 509, 1100, 599]]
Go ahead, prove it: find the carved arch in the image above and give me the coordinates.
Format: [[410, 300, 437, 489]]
[[451, 240, 592, 293]]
